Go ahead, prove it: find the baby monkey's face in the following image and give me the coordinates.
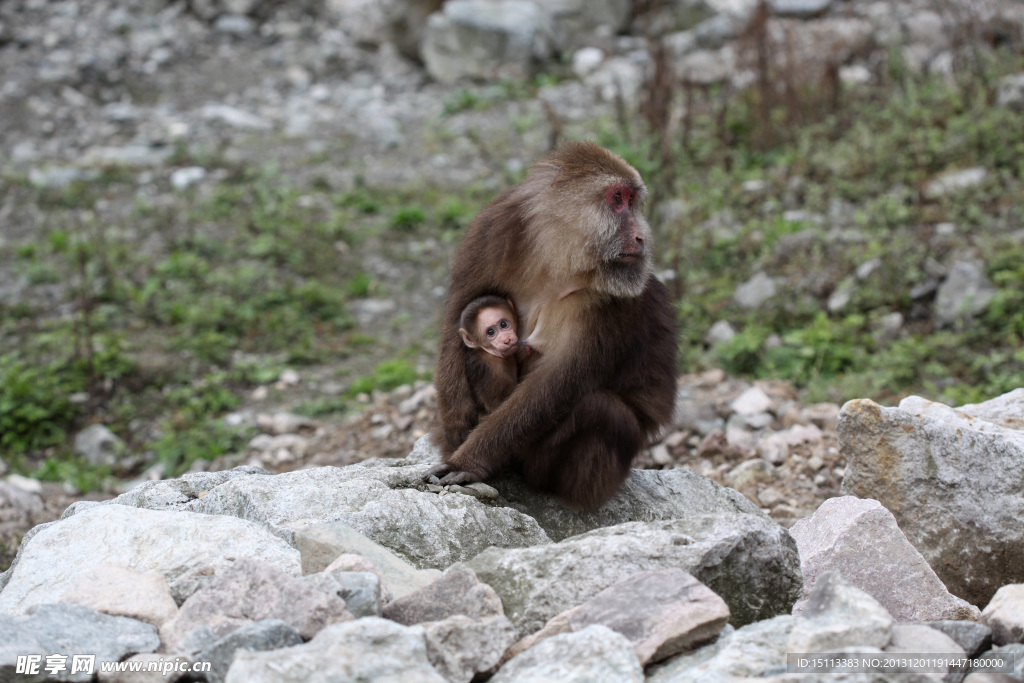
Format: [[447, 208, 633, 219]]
[[474, 305, 518, 358]]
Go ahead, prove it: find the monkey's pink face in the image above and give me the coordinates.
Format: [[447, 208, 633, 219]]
[[476, 307, 519, 358], [604, 183, 646, 266]]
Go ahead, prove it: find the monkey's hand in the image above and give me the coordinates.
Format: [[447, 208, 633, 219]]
[[423, 462, 483, 486]]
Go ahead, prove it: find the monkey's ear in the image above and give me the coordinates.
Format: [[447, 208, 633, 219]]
[[459, 328, 478, 349], [506, 298, 515, 312]]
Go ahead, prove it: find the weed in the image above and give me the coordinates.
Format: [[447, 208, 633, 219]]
[[391, 206, 427, 232], [348, 359, 420, 396]]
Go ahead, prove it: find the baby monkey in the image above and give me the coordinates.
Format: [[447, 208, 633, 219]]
[[459, 295, 527, 415]]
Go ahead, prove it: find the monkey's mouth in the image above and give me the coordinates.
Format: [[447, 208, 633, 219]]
[[612, 252, 642, 265]]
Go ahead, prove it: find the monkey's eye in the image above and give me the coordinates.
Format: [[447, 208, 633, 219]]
[[486, 328, 496, 338], [499, 320, 509, 329], [613, 191, 623, 206]]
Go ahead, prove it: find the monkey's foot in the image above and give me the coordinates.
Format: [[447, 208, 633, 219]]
[[423, 463, 483, 486], [438, 470, 481, 486]]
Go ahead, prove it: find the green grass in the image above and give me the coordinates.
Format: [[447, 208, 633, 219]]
[[3, 50, 1024, 487], [615, 52, 1024, 404]]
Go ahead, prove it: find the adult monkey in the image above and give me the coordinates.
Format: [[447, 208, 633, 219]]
[[431, 141, 677, 510]]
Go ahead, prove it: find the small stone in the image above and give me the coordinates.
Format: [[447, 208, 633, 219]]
[[730, 387, 774, 416], [733, 272, 777, 309], [74, 424, 124, 467], [170, 167, 206, 190], [664, 431, 687, 449], [305, 572, 383, 619], [195, 620, 302, 683], [383, 568, 503, 626], [293, 522, 442, 600], [705, 320, 736, 346], [982, 585, 1024, 645], [571, 47, 605, 78], [651, 444, 673, 466], [256, 412, 316, 435], [757, 487, 786, 508], [924, 167, 988, 198], [802, 404, 839, 430], [996, 73, 1024, 111], [214, 14, 256, 35], [768, 0, 832, 18], [463, 482, 500, 499], [726, 459, 776, 491], [934, 260, 996, 327]]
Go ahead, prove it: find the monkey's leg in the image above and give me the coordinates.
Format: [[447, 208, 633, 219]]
[[522, 390, 641, 511]]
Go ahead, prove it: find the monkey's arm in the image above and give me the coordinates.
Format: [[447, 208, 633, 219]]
[[444, 347, 601, 480]]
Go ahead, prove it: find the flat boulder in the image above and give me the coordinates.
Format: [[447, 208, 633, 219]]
[[462, 515, 800, 638], [95, 459, 552, 571], [0, 505, 300, 615]]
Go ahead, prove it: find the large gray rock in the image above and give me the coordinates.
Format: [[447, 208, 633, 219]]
[[59, 562, 179, 628], [462, 516, 800, 638], [159, 558, 351, 649], [383, 568, 503, 625], [839, 391, 1024, 607], [790, 496, 979, 620], [647, 615, 790, 682], [489, 464, 762, 542], [422, 0, 555, 83], [787, 572, 893, 653], [423, 615, 517, 683], [224, 618, 445, 683], [195, 620, 303, 683], [491, 625, 643, 683], [63, 466, 272, 515], [570, 569, 728, 664], [927, 620, 992, 658], [886, 623, 965, 678], [0, 505, 300, 615], [515, 569, 730, 666], [294, 522, 442, 599], [0, 604, 159, 683], [99, 461, 551, 571], [304, 571, 382, 619]]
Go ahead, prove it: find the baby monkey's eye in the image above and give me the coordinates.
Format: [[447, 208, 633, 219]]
[[486, 328, 496, 337], [500, 320, 510, 329]]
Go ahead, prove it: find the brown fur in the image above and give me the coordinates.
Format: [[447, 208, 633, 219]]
[[463, 346, 518, 415], [431, 141, 677, 510]]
